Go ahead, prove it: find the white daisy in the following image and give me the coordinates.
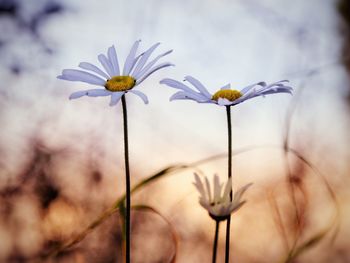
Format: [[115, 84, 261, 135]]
[[193, 173, 252, 221], [160, 75, 292, 106], [58, 40, 173, 106]]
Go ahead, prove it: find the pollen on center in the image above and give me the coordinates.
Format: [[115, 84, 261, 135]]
[[105, 76, 136, 92], [212, 89, 242, 102]]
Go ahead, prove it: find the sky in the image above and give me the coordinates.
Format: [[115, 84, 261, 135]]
[[1, 0, 348, 175]]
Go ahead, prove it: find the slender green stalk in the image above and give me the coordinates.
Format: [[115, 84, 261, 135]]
[[225, 106, 232, 263], [121, 95, 131, 263], [212, 221, 220, 263]]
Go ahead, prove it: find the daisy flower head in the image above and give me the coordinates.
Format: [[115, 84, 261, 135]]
[[58, 40, 174, 106], [160, 76, 292, 107], [193, 173, 252, 221]]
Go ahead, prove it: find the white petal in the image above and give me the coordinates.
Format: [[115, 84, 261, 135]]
[[123, 40, 141, 75], [184, 76, 212, 98], [85, 89, 111, 97], [255, 82, 280, 94], [128, 53, 144, 77], [132, 42, 160, 77], [69, 89, 111, 99], [213, 175, 222, 203], [233, 183, 253, 203], [240, 82, 265, 95], [129, 90, 149, 104], [220, 83, 231, 90], [107, 45, 120, 76], [79, 62, 109, 79], [256, 81, 293, 95], [193, 173, 206, 199], [233, 91, 257, 104], [98, 54, 114, 77], [160, 78, 198, 93], [136, 62, 174, 86], [69, 90, 88, 99], [258, 88, 293, 96], [204, 177, 212, 204], [169, 91, 190, 101], [169, 90, 207, 102], [58, 69, 106, 85], [236, 83, 292, 104], [109, 92, 124, 106], [200, 202, 211, 211], [160, 78, 213, 102], [222, 177, 232, 201], [217, 98, 232, 106], [230, 201, 246, 214], [134, 49, 173, 79]]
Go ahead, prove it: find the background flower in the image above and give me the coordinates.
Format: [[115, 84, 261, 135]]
[[161, 76, 292, 106], [193, 173, 252, 219]]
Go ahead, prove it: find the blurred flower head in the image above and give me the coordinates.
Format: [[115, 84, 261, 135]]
[[160, 76, 292, 106], [193, 173, 252, 221], [58, 40, 174, 106]]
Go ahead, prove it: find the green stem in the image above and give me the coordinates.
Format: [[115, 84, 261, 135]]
[[225, 106, 232, 263], [212, 221, 220, 263], [121, 95, 131, 263]]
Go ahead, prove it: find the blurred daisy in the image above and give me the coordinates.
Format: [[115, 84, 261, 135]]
[[193, 173, 252, 221], [58, 40, 173, 106], [160, 76, 292, 106]]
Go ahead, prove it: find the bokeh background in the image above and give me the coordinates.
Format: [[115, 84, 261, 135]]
[[0, 0, 350, 262]]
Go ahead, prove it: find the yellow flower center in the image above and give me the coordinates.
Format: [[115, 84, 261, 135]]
[[212, 89, 242, 101], [105, 76, 136, 92]]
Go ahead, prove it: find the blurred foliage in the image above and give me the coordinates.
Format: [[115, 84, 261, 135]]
[[131, 205, 178, 263], [338, 0, 350, 26], [338, 0, 350, 103], [40, 146, 340, 262]]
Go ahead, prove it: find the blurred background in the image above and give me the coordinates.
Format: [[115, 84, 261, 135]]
[[0, 0, 349, 262]]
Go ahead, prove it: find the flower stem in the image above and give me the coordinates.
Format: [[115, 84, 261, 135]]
[[212, 221, 220, 263], [225, 106, 232, 263], [121, 95, 131, 263]]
